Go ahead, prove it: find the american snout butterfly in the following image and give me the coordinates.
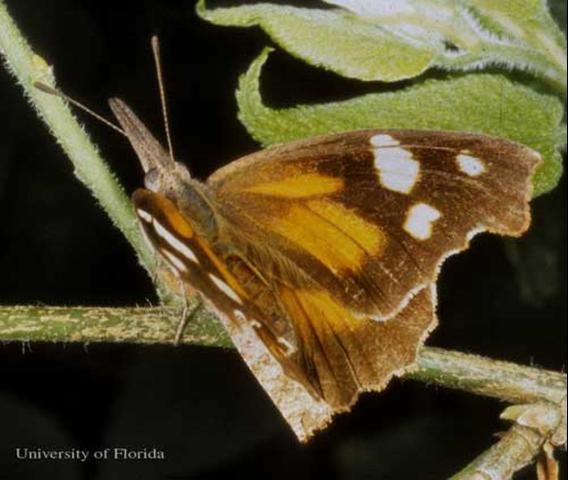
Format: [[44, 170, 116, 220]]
[[37, 38, 540, 441]]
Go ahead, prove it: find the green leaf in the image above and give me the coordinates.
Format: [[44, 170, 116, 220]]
[[197, 0, 566, 93], [466, 0, 565, 48], [197, 0, 436, 82], [456, 0, 567, 85], [237, 49, 565, 196]]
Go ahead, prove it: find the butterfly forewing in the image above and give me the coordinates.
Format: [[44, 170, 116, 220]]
[[208, 130, 540, 321]]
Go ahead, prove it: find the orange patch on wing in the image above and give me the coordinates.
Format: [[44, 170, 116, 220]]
[[151, 194, 195, 239], [280, 287, 351, 331], [277, 286, 364, 406], [243, 173, 343, 198], [269, 200, 386, 272]]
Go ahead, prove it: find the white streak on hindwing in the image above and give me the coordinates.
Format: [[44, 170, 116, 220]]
[[136, 208, 153, 223], [160, 249, 188, 274], [208, 273, 243, 305], [152, 219, 200, 264]]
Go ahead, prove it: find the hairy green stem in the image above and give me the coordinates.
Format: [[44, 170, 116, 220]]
[[1, 306, 564, 406], [409, 347, 566, 405], [0, 305, 230, 347]]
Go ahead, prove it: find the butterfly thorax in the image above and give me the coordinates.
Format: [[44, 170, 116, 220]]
[[161, 177, 219, 243]]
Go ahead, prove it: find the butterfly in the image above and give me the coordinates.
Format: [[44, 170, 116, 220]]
[[106, 93, 540, 440], [36, 35, 539, 439]]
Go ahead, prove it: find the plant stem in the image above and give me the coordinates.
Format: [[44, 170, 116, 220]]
[[0, 305, 230, 347], [450, 424, 548, 480], [409, 347, 566, 405], [0, 0, 174, 302], [1, 306, 564, 406]]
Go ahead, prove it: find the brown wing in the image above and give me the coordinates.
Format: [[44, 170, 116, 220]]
[[208, 129, 539, 321], [219, 253, 436, 413], [273, 284, 436, 409]]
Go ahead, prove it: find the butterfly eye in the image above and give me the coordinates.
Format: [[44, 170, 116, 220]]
[[144, 168, 162, 192]]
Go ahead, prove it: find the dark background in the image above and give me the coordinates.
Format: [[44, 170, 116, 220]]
[[0, 1, 565, 479]]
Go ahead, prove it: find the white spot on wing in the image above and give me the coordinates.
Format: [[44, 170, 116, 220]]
[[404, 203, 441, 240], [370, 134, 400, 147], [374, 147, 420, 194], [153, 219, 199, 264], [136, 209, 153, 223], [160, 249, 188, 273], [456, 153, 486, 177], [208, 273, 242, 304]]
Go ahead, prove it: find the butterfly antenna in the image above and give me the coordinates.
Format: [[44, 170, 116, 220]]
[[33, 81, 127, 137], [151, 35, 176, 166]]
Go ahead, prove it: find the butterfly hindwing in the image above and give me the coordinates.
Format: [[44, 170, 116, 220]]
[[274, 284, 436, 409]]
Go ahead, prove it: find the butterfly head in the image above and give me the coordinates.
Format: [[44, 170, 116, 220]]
[[107, 97, 218, 241], [108, 97, 192, 192]]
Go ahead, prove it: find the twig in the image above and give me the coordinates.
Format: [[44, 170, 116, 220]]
[[409, 348, 566, 405], [450, 424, 550, 480], [1, 306, 564, 405], [0, 305, 230, 347], [451, 398, 566, 480]]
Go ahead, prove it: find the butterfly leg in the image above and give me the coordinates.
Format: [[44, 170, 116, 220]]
[[174, 297, 202, 346]]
